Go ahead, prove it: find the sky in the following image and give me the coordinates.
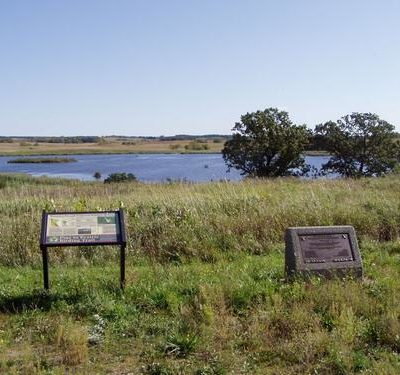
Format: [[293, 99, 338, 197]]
[[0, 0, 399, 136]]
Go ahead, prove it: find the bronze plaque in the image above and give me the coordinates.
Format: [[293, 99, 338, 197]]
[[299, 234, 353, 264], [284, 226, 363, 279]]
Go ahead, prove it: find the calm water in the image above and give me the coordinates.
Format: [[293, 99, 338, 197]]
[[0, 154, 330, 182]]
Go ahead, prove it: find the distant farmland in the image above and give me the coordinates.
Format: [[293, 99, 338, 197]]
[[0, 136, 228, 156]]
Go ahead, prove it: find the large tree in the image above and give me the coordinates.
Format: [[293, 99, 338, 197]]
[[315, 112, 400, 177], [222, 108, 310, 177]]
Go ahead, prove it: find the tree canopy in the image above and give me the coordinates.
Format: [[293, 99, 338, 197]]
[[222, 108, 310, 177], [315, 112, 400, 177]]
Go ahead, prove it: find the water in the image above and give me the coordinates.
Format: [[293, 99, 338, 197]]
[[0, 154, 331, 182]]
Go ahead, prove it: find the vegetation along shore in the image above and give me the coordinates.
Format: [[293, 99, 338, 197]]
[[7, 157, 77, 164], [1, 173, 400, 373]]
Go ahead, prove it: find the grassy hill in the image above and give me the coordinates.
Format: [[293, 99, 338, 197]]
[[0, 175, 399, 373]]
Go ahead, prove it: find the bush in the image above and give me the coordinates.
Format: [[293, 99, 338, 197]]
[[185, 142, 209, 151], [104, 173, 137, 183]]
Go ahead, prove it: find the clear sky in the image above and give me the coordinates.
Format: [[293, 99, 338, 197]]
[[0, 0, 399, 136]]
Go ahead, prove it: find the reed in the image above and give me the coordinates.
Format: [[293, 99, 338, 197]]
[[7, 157, 77, 163]]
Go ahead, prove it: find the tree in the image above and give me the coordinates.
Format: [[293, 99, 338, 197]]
[[315, 113, 400, 177], [222, 108, 310, 177]]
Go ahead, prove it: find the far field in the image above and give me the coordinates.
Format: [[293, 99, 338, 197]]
[[0, 174, 400, 373], [0, 138, 224, 156], [0, 137, 329, 157]]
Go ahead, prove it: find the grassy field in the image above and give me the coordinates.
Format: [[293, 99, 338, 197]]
[[0, 175, 400, 373], [0, 139, 224, 156], [0, 139, 329, 157]]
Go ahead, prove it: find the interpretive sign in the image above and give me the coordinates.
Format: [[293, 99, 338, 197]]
[[43, 212, 121, 246], [40, 209, 126, 290], [285, 226, 362, 279]]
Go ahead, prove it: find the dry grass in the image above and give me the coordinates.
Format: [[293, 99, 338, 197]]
[[0, 139, 223, 156], [56, 322, 88, 366], [0, 174, 399, 266]]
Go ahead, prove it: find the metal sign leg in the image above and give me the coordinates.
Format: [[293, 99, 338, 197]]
[[41, 246, 49, 290], [120, 245, 126, 289]]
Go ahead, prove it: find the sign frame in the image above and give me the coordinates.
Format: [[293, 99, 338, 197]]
[[285, 225, 363, 279], [40, 209, 127, 290]]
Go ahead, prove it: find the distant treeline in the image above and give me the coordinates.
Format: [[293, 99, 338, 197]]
[[115, 134, 231, 142], [21, 136, 99, 143], [0, 135, 231, 143], [0, 136, 100, 143], [159, 134, 230, 141], [0, 137, 14, 143]]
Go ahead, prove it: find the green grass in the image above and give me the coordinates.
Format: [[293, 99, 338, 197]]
[[0, 174, 400, 373], [1, 244, 400, 374]]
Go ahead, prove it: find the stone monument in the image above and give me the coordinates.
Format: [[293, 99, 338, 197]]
[[285, 226, 362, 279]]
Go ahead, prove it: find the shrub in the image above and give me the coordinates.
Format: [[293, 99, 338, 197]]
[[104, 172, 137, 183], [185, 142, 209, 151]]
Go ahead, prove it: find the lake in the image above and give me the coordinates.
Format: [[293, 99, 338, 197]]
[[0, 154, 331, 182]]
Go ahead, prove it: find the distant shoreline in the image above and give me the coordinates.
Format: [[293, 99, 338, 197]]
[[0, 149, 330, 157], [1, 150, 223, 157], [0, 138, 330, 157], [7, 157, 78, 164]]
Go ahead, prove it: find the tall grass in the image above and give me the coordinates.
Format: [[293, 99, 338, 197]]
[[0, 174, 399, 265]]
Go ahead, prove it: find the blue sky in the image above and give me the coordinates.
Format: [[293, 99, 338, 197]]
[[0, 0, 399, 136]]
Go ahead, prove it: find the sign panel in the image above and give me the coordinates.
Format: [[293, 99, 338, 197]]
[[284, 226, 362, 279], [42, 211, 123, 246], [299, 234, 354, 264]]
